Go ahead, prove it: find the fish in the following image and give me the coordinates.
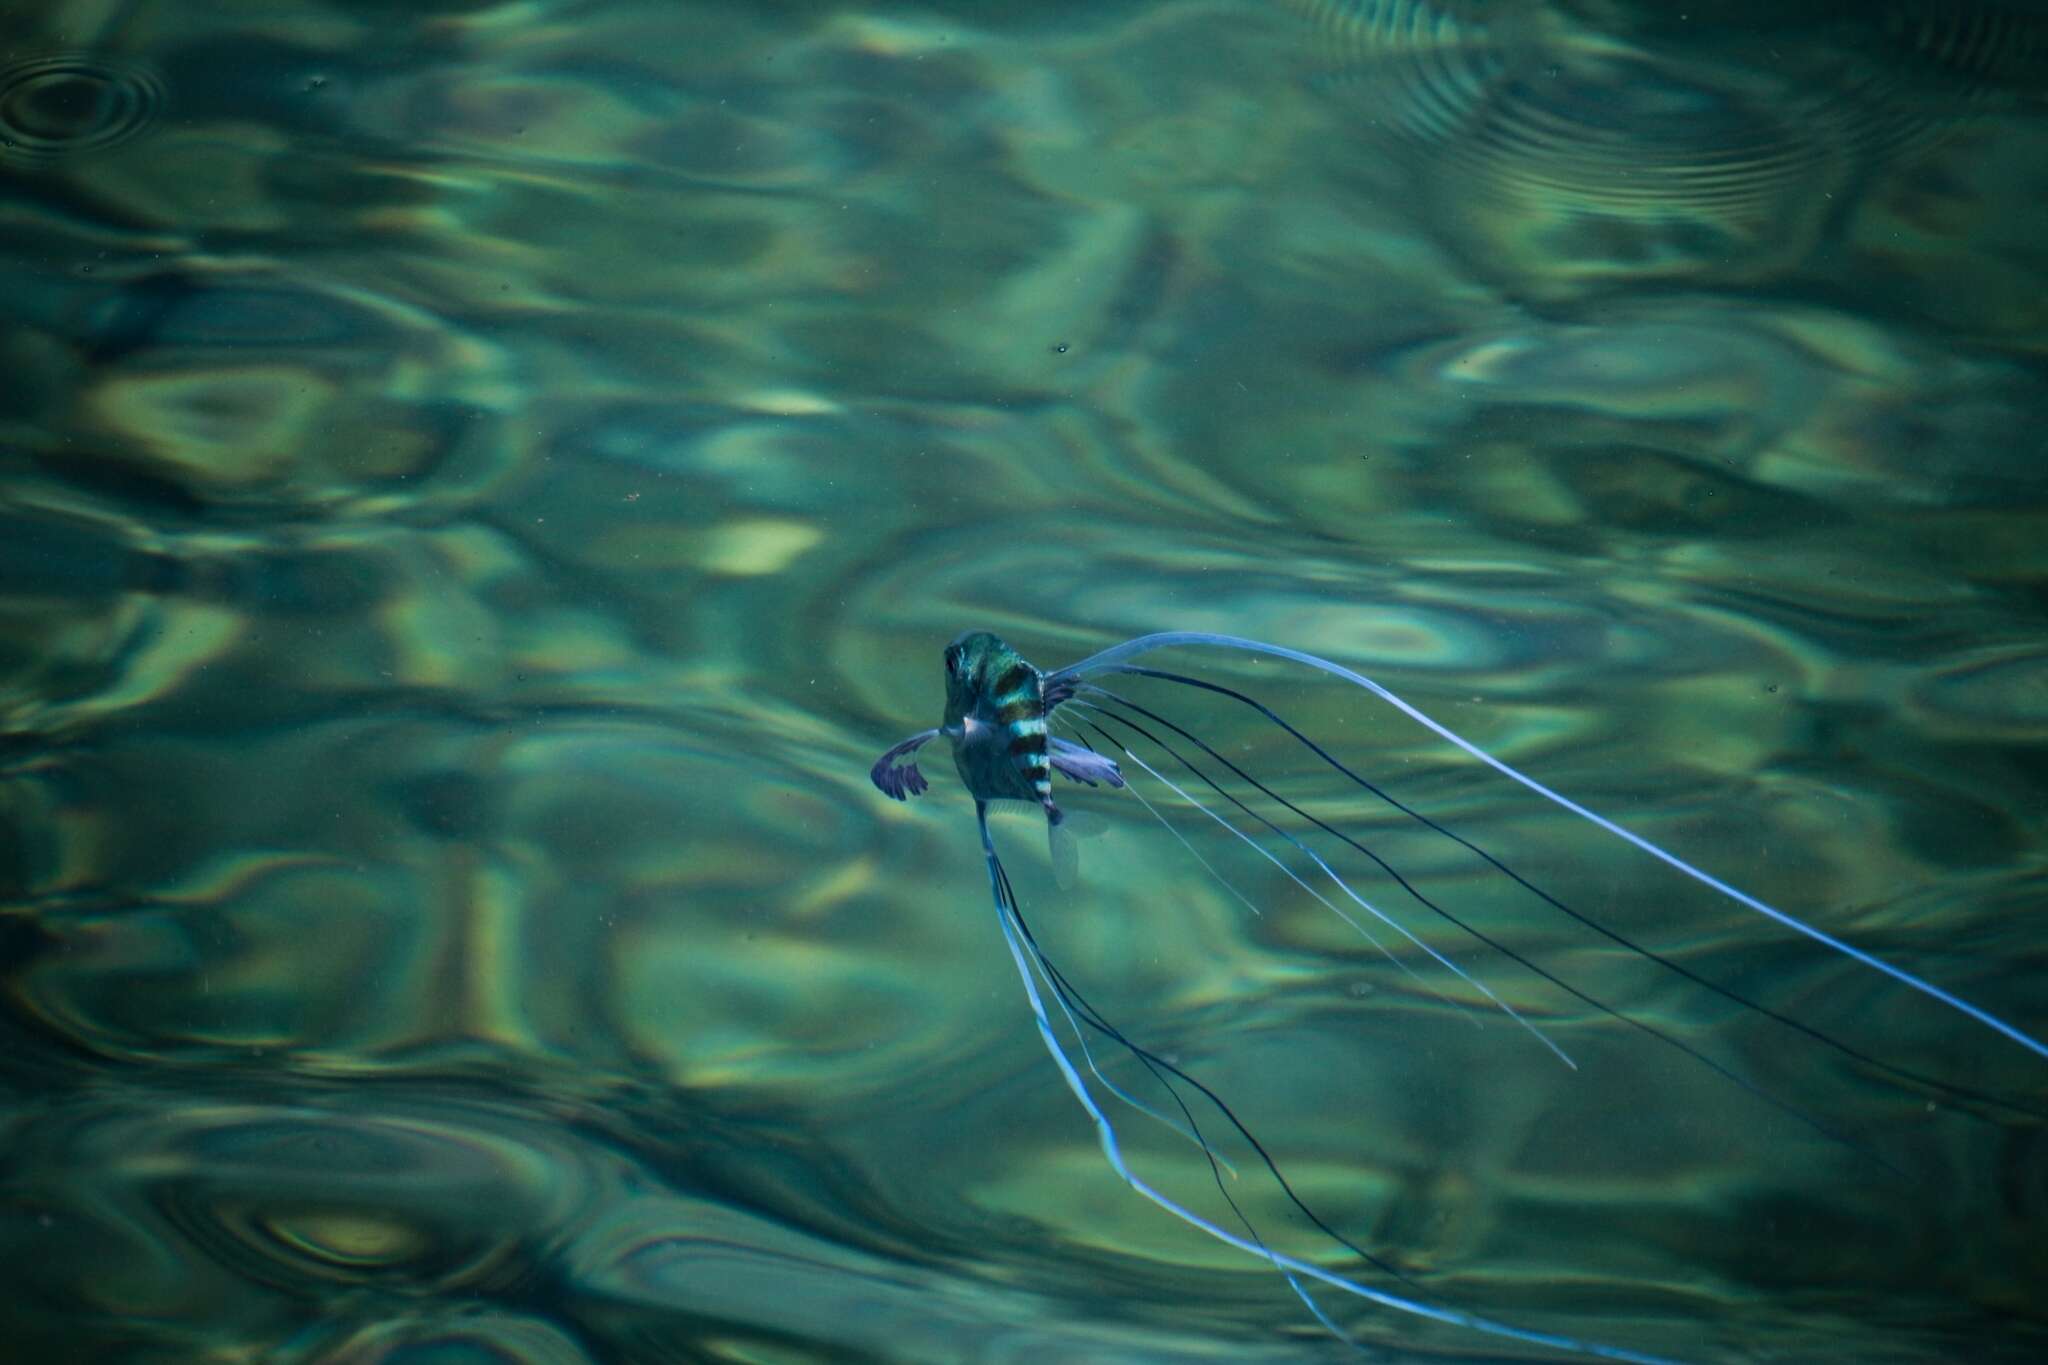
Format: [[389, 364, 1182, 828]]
[[880, 629, 1089, 887], [869, 628, 2046, 1361]]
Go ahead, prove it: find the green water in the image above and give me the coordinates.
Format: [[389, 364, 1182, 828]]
[[3, 1, 2045, 1361]]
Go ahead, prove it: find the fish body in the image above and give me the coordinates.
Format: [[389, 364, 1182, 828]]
[[941, 629, 1056, 815]]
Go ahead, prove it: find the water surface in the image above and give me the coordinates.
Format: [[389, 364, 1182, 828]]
[[2, 0, 2045, 1361]]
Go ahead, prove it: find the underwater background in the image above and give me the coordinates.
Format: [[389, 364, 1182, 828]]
[[2, 0, 2045, 1361]]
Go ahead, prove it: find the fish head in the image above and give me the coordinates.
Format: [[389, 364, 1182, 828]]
[[942, 629, 1028, 727]]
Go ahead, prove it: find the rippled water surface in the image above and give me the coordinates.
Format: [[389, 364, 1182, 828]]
[[4, 1, 2046, 1361]]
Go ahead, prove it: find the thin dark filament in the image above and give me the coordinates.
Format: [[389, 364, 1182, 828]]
[[1051, 712, 1264, 922], [1074, 694, 1905, 1179], [990, 812, 1419, 1291], [1098, 664, 2042, 1127], [1069, 698, 1553, 1053], [1016, 902, 1354, 1345], [984, 823, 1325, 1318]]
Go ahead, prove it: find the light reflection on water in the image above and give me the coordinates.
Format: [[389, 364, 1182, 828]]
[[2, 0, 2045, 1360]]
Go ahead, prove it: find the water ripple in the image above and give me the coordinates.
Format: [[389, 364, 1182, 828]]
[[0, 53, 166, 166], [1289, 2, 1963, 293]]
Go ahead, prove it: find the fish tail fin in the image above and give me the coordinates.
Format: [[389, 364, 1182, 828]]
[[1047, 802, 1079, 890]]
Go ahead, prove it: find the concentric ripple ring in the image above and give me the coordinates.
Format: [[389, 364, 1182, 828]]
[[0, 53, 166, 165]]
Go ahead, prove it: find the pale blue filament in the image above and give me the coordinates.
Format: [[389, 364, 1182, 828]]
[[1070, 697, 1576, 1067], [975, 811, 1673, 1365], [1053, 631, 2048, 1065]]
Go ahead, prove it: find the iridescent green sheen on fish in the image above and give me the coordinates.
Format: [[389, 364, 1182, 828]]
[[942, 629, 1053, 810]]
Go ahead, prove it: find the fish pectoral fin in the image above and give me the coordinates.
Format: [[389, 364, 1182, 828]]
[[1049, 735, 1124, 788], [870, 728, 939, 801]]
